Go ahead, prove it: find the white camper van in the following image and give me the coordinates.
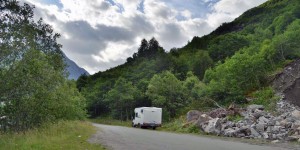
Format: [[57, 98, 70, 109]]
[[132, 107, 162, 129]]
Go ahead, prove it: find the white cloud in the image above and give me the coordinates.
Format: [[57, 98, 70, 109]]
[[21, 0, 268, 74], [207, 0, 268, 27], [181, 10, 192, 19]]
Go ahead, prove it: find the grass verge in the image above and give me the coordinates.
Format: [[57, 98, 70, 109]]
[[158, 116, 201, 134], [0, 121, 105, 150], [90, 117, 131, 127]]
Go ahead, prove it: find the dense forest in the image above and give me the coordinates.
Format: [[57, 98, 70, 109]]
[[77, 0, 300, 121], [0, 0, 85, 132]]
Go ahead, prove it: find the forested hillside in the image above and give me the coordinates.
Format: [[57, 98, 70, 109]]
[[78, 0, 300, 121]]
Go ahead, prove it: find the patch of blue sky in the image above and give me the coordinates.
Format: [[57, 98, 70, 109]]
[[41, 0, 63, 9], [137, 0, 145, 13], [105, 0, 124, 13], [163, 0, 219, 18]]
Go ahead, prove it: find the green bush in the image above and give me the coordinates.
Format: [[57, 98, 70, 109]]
[[160, 116, 201, 134], [251, 87, 279, 112]]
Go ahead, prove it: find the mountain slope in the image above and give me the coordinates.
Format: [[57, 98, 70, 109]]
[[78, 0, 300, 118], [181, 0, 300, 61], [63, 54, 89, 80]]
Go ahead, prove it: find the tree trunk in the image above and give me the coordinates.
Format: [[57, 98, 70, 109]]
[[120, 107, 123, 121], [126, 108, 128, 121]]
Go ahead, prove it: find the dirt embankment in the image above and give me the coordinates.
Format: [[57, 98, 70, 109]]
[[273, 59, 300, 106]]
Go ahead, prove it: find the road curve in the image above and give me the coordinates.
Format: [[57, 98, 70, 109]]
[[89, 123, 292, 150]]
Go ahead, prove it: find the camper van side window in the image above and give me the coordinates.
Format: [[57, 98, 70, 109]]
[[135, 113, 138, 118], [141, 109, 143, 113]]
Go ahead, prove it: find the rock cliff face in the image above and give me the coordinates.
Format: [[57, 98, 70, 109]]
[[63, 53, 89, 80], [273, 59, 300, 106]]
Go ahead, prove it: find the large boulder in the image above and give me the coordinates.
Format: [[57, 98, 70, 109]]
[[186, 110, 202, 122], [223, 128, 238, 137], [195, 114, 212, 127], [247, 105, 264, 113], [258, 116, 270, 124], [255, 123, 266, 133], [250, 127, 261, 138], [204, 118, 222, 135], [291, 110, 300, 120]]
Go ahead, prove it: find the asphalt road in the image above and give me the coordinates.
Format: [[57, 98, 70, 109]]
[[89, 123, 292, 150]]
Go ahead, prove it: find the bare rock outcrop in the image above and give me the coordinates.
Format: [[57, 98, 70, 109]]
[[273, 59, 300, 106]]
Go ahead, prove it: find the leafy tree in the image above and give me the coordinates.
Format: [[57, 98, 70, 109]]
[[106, 78, 138, 120], [82, 79, 113, 117], [192, 51, 214, 79], [184, 72, 205, 101], [271, 19, 300, 61], [204, 50, 268, 104], [172, 50, 213, 80], [208, 33, 249, 61], [0, 1, 85, 132], [0, 49, 85, 132], [0, 0, 63, 70], [76, 73, 89, 92], [146, 71, 185, 120]]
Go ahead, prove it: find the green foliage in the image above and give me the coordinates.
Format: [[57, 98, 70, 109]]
[[271, 19, 300, 61], [208, 33, 249, 61], [0, 1, 85, 132], [0, 49, 86, 132], [79, 0, 300, 122], [204, 51, 269, 104], [128, 38, 165, 61], [0, 0, 63, 71], [251, 87, 279, 112], [106, 77, 139, 120], [159, 116, 200, 134], [173, 50, 213, 80], [146, 71, 186, 120]]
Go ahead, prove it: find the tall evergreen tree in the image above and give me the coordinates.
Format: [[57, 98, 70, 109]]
[[137, 39, 149, 57]]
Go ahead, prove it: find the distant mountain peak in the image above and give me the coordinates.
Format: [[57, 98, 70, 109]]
[[63, 53, 89, 80]]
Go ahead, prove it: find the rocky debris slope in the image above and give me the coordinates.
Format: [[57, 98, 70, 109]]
[[273, 59, 300, 106], [187, 100, 300, 142]]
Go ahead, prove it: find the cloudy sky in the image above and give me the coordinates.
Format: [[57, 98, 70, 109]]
[[21, 0, 267, 74]]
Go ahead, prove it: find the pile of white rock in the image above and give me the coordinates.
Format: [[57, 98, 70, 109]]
[[186, 100, 300, 142]]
